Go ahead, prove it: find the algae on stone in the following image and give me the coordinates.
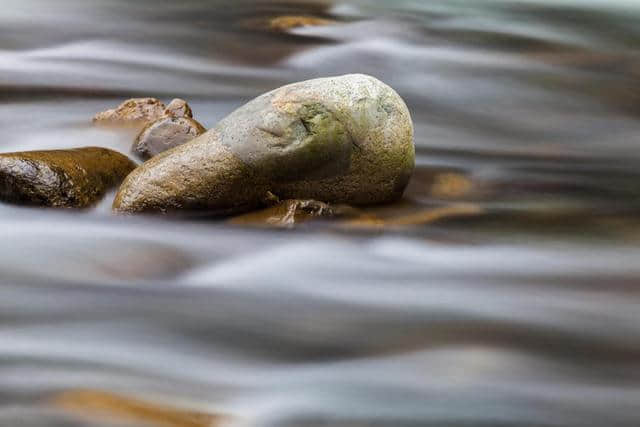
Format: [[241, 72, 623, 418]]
[[113, 74, 415, 215], [0, 147, 136, 208]]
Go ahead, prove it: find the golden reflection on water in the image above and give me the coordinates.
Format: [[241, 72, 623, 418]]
[[52, 389, 226, 427]]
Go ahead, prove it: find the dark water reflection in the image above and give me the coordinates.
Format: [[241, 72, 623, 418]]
[[1, 1, 640, 426]]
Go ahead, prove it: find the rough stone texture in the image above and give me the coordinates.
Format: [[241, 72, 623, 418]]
[[93, 98, 166, 127], [113, 74, 415, 215], [132, 116, 206, 160], [0, 147, 136, 208], [164, 98, 193, 118]]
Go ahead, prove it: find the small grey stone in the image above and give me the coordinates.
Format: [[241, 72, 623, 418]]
[[132, 116, 206, 160]]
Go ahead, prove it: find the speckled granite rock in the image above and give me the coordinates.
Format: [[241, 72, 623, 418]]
[[113, 74, 414, 215]]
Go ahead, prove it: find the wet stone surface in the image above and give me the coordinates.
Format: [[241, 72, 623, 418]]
[[113, 74, 415, 215], [132, 116, 206, 160], [0, 147, 136, 208]]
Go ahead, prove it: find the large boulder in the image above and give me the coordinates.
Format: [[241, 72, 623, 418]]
[[113, 74, 414, 215]]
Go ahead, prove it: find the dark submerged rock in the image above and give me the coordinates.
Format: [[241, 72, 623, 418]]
[[0, 147, 136, 208], [132, 116, 206, 160], [113, 74, 415, 215], [229, 199, 359, 227], [51, 389, 227, 427], [268, 15, 336, 31]]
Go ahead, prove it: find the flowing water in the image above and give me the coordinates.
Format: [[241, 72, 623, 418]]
[[2, 1, 640, 426]]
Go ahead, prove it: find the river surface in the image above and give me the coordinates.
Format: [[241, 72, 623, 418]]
[[1, 1, 640, 426]]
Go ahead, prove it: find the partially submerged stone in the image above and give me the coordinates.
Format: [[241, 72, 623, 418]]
[[164, 98, 193, 118], [268, 15, 336, 31], [430, 172, 473, 199], [340, 203, 483, 229], [229, 199, 359, 227], [93, 98, 166, 127], [51, 389, 226, 427], [132, 116, 206, 160], [93, 97, 205, 160], [0, 147, 136, 208], [242, 15, 336, 32], [113, 74, 414, 215]]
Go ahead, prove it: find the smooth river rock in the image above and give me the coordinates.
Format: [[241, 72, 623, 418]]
[[132, 116, 206, 160], [113, 74, 415, 215], [0, 147, 136, 208]]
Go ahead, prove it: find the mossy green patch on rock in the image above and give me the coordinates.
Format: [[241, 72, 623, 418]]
[[0, 147, 136, 208], [113, 74, 415, 215]]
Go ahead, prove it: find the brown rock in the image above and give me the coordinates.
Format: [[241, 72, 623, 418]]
[[430, 172, 473, 199], [93, 98, 166, 127], [0, 147, 136, 208], [229, 199, 358, 227], [268, 15, 335, 31], [339, 203, 482, 230], [164, 98, 193, 118], [113, 137, 271, 215], [132, 116, 206, 160]]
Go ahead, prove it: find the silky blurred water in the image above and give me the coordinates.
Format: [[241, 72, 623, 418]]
[[1, 1, 640, 426]]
